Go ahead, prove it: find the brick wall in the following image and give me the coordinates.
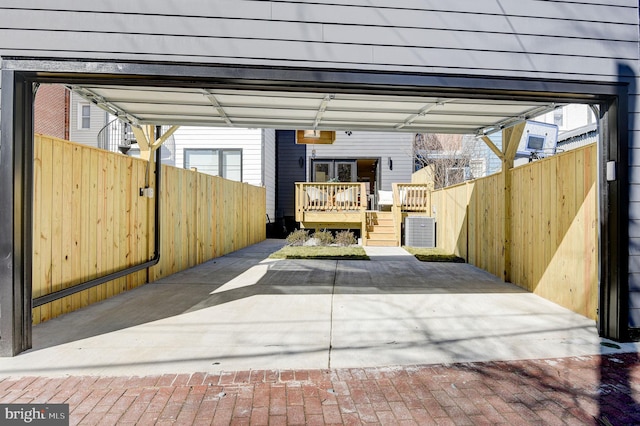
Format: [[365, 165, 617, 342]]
[[34, 84, 69, 139]]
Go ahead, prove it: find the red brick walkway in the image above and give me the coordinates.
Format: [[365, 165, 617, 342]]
[[1, 353, 639, 425]]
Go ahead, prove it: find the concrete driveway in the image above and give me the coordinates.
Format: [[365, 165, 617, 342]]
[[0, 239, 635, 378]]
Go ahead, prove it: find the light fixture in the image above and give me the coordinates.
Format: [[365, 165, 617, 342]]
[[296, 130, 335, 144], [303, 129, 321, 138], [388, 157, 393, 170]]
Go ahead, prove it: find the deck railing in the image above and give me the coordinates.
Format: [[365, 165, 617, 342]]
[[392, 183, 432, 212], [295, 182, 430, 215], [296, 182, 367, 213]]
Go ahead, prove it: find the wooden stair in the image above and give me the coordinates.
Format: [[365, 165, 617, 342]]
[[365, 211, 398, 247]]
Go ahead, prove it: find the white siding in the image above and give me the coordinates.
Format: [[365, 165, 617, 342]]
[[68, 92, 108, 148], [0, 1, 636, 80], [536, 104, 596, 132], [263, 128, 276, 222], [173, 126, 273, 222], [173, 126, 264, 187], [309, 131, 413, 190]]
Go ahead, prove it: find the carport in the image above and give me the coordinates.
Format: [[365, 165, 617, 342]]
[[0, 58, 628, 356]]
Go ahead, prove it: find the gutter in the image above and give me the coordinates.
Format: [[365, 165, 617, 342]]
[[33, 148, 162, 307]]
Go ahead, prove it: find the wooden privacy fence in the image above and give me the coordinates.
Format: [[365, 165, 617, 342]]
[[32, 135, 265, 324], [153, 165, 266, 279], [431, 144, 598, 319]]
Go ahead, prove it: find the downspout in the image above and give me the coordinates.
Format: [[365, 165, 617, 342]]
[[33, 147, 162, 307]]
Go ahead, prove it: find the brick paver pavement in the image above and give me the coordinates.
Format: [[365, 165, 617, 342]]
[[1, 353, 639, 425]]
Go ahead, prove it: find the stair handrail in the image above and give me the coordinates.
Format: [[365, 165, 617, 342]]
[[97, 118, 137, 153]]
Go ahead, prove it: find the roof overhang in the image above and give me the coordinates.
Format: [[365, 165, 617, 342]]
[[70, 83, 562, 136]]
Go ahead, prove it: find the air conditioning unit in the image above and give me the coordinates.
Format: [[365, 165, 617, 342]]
[[404, 216, 435, 247]]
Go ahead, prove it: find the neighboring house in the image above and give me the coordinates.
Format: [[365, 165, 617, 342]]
[[68, 91, 110, 148], [34, 84, 112, 148], [413, 134, 484, 189], [34, 84, 69, 140], [537, 104, 596, 132], [557, 123, 598, 152]]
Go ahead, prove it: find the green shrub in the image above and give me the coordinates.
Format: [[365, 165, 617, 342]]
[[335, 230, 357, 246], [286, 229, 310, 246], [313, 229, 335, 246]]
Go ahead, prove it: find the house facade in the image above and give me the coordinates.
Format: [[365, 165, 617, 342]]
[[275, 130, 414, 234]]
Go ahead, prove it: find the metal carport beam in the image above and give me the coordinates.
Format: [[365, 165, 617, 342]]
[[70, 85, 142, 125], [312, 94, 334, 129], [394, 100, 453, 130], [475, 103, 563, 137], [201, 89, 233, 126]]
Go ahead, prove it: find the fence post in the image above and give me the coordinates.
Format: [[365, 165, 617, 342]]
[[501, 122, 526, 282]]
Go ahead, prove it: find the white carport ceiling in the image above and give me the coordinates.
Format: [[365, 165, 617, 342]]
[[70, 84, 562, 135]]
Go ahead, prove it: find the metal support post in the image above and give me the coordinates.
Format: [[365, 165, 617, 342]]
[[0, 70, 34, 356]]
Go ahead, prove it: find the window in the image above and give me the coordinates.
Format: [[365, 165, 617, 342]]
[[553, 108, 564, 127], [469, 159, 486, 179], [311, 159, 357, 182], [184, 148, 242, 181], [78, 103, 91, 129], [445, 167, 465, 187]]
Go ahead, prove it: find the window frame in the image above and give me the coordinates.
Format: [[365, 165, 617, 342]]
[[78, 102, 91, 130], [183, 148, 243, 181]]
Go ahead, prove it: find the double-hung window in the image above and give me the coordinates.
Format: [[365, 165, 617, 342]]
[[184, 148, 242, 181], [78, 103, 91, 129]]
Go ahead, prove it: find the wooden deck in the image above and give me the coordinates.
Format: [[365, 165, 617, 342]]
[[295, 182, 431, 246]]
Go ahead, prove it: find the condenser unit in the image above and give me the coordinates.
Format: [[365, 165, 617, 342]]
[[404, 216, 435, 247]]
